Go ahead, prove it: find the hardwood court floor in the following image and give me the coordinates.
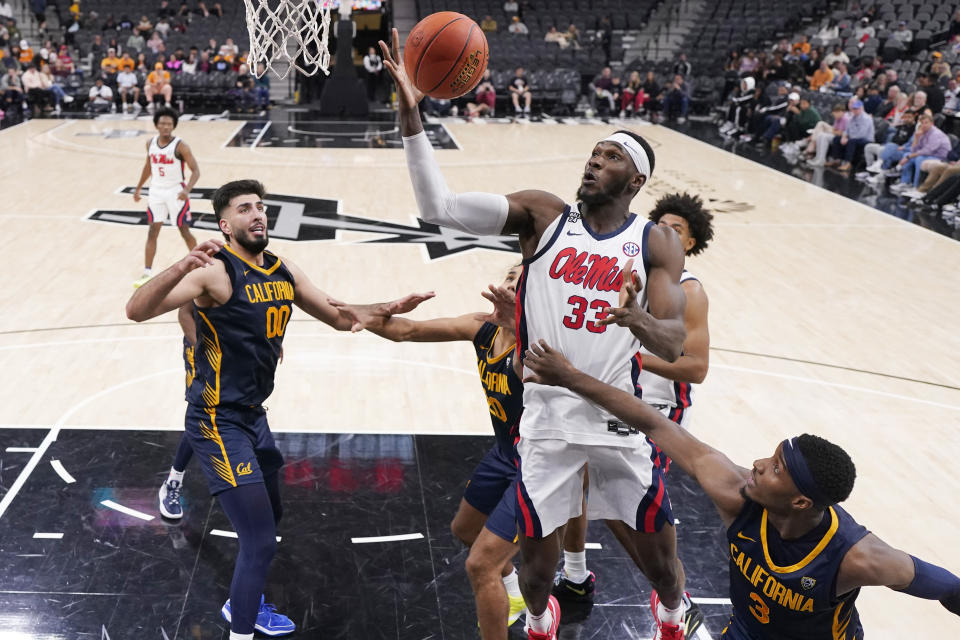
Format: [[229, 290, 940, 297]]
[[1, 116, 959, 637]]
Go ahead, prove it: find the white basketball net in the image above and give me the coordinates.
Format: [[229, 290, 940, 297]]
[[244, 0, 332, 79]]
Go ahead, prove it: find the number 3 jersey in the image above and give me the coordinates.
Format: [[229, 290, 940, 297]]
[[516, 204, 653, 447], [725, 499, 869, 640], [187, 245, 296, 408]]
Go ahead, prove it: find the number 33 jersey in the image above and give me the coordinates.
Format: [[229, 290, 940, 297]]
[[187, 245, 296, 408], [516, 204, 653, 447]]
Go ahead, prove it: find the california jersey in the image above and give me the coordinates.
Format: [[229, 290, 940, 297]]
[[187, 246, 296, 408], [635, 270, 699, 416], [725, 499, 869, 640], [148, 135, 185, 189], [517, 204, 653, 447], [473, 322, 523, 458]]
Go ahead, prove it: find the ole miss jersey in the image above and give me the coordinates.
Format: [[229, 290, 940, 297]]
[[516, 204, 653, 447], [148, 135, 185, 189], [635, 269, 699, 420]]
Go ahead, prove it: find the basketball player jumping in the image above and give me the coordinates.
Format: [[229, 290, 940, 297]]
[[382, 29, 692, 640], [126, 179, 430, 639], [555, 192, 714, 626], [522, 342, 960, 638], [133, 107, 200, 288], [336, 266, 529, 640]]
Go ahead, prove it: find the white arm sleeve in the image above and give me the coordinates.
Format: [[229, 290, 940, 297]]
[[403, 131, 509, 236]]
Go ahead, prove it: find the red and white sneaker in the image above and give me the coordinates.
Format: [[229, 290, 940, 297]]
[[650, 590, 686, 640], [527, 595, 561, 640]]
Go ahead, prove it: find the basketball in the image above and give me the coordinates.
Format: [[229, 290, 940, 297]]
[[403, 12, 489, 100]]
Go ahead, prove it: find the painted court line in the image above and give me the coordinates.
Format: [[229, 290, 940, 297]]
[[5, 447, 38, 453], [33, 532, 64, 539], [100, 500, 154, 521], [351, 533, 424, 544], [0, 428, 60, 521], [584, 542, 603, 550], [50, 460, 76, 484], [210, 528, 282, 542]]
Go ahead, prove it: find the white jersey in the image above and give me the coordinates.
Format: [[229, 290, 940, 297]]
[[148, 135, 185, 190], [518, 205, 653, 448], [636, 270, 699, 418]]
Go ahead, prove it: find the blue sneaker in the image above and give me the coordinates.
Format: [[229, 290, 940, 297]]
[[158, 479, 183, 519], [221, 595, 296, 636]]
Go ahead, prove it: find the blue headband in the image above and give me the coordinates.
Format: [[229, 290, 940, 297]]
[[781, 438, 831, 506]]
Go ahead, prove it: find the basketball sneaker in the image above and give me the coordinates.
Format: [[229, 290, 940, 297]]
[[508, 594, 527, 625], [682, 593, 705, 638], [158, 479, 183, 519], [526, 595, 560, 640], [650, 590, 686, 640], [221, 595, 296, 636], [133, 273, 152, 288], [552, 569, 595, 603]]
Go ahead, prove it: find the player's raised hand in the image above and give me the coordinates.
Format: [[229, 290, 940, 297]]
[[475, 285, 516, 330], [523, 340, 578, 387], [384, 291, 436, 315], [599, 259, 644, 328], [178, 239, 223, 272], [379, 27, 424, 109]]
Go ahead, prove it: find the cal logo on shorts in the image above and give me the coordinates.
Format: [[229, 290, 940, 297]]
[[236, 462, 253, 476]]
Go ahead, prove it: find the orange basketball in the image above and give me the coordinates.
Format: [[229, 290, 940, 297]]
[[404, 12, 489, 100]]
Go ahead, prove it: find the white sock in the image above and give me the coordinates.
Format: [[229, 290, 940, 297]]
[[502, 567, 522, 599], [167, 468, 184, 484], [563, 550, 589, 583], [526, 604, 553, 633], [143, 267, 152, 276], [658, 598, 684, 626], [229, 633, 253, 640]]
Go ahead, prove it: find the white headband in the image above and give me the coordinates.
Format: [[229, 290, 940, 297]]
[[601, 133, 651, 179]]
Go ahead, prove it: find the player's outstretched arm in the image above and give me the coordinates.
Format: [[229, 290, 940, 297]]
[[283, 257, 434, 332], [837, 533, 960, 617], [600, 225, 687, 361], [641, 278, 709, 383], [523, 339, 747, 525], [379, 28, 564, 252], [126, 239, 227, 321]]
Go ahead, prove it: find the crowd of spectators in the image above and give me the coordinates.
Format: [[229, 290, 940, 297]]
[[712, 8, 960, 222], [0, 0, 267, 125]]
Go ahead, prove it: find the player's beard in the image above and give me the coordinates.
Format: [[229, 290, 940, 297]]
[[233, 228, 269, 254], [576, 173, 632, 206]]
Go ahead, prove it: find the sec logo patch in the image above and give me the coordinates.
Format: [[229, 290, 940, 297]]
[[622, 242, 640, 257]]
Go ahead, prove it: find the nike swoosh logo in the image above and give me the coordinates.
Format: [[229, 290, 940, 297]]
[[244, 269, 251, 276], [566, 231, 583, 236], [566, 586, 587, 596], [737, 532, 756, 542]]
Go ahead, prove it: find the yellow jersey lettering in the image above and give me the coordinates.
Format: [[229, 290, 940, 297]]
[[800, 598, 814, 612], [236, 462, 253, 476], [751, 565, 768, 587]]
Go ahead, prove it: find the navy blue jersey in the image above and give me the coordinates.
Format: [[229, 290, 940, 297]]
[[725, 499, 870, 640], [473, 322, 523, 458], [187, 245, 295, 408]]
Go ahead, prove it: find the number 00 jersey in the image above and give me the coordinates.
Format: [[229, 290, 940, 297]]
[[516, 204, 652, 447], [187, 245, 296, 408], [725, 499, 869, 640]]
